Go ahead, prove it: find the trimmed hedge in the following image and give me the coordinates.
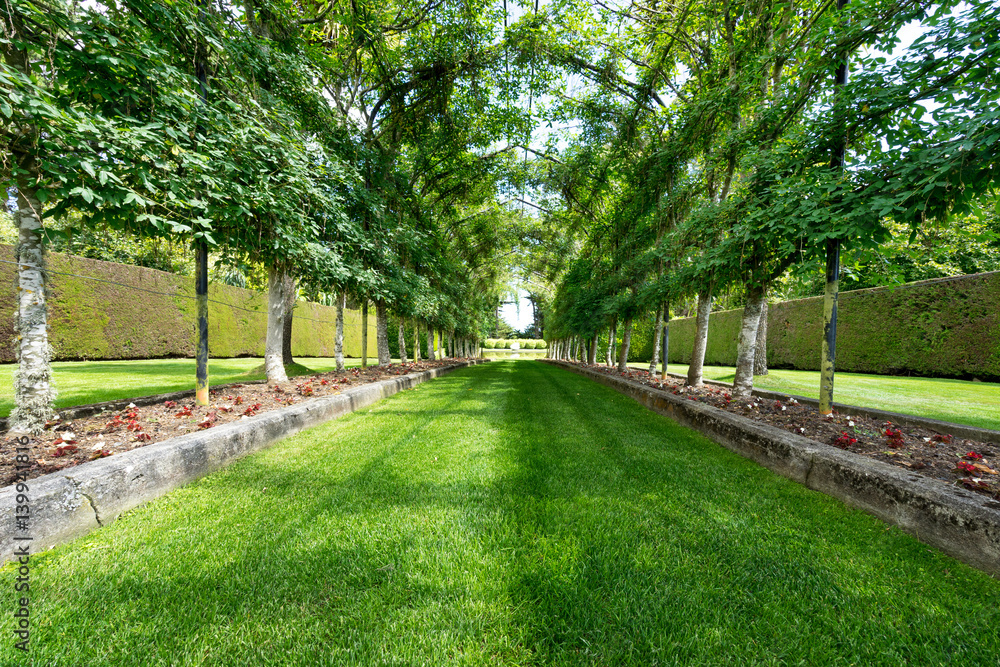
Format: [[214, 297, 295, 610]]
[[665, 272, 1000, 380], [0, 246, 376, 362], [483, 338, 546, 350]]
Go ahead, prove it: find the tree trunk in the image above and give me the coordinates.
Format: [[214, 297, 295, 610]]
[[9, 185, 56, 434], [335, 291, 345, 372], [588, 338, 597, 365], [398, 320, 409, 364], [606, 317, 617, 366], [281, 273, 295, 366], [661, 303, 670, 379], [195, 239, 209, 405], [413, 321, 421, 362], [264, 264, 289, 385], [361, 301, 368, 368], [754, 300, 769, 376], [820, 240, 840, 414], [649, 307, 663, 373], [687, 288, 713, 387], [732, 292, 766, 397], [427, 327, 436, 361], [617, 318, 632, 371], [376, 300, 391, 366]]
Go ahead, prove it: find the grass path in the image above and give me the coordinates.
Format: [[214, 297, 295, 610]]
[[630, 362, 1000, 431], [0, 357, 394, 418], [2, 360, 998, 665]]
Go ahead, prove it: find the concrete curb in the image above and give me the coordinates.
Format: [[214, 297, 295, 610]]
[[1, 360, 488, 563], [660, 371, 1000, 445], [545, 360, 1000, 579]]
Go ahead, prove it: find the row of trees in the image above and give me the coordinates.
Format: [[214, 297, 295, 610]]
[[1, 0, 540, 432], [531, 0, 1000, 403]]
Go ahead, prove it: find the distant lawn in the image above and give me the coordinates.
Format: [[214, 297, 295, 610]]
[[3, 360, 997, 665], [0, 357, 396, 418], [627, 362, 1000, 431]]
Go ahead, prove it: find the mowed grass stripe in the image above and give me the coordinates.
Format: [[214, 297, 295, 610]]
[[2, 361, 998, 666], [496, 363, 1000, 664]]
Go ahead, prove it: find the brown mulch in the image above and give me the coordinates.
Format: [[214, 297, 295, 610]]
[[579, 363, 1000, 501], [2, 360, 457, 487]]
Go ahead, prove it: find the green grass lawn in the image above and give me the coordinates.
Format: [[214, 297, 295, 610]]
[[0, 357, 398, 418], [628, 362, 1000, 431], [3, 360, 997, 665]]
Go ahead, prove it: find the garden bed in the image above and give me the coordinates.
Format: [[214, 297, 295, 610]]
[[572, 362, 1000, 501], [1, 360, 456, 488]]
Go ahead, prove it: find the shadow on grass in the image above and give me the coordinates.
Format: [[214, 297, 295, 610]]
[[7, 361, 999, 665]]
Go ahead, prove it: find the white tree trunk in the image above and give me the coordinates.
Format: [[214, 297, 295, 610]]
[[9, 185, 56, 434], [733, 293, 766, 397], [335, 291, 345, 372], [376, 300, 391, 366], [427, 328, 436, 361], [617, 318, 632, 371], [687, 289, 713, 387], [264, 265, 289, 384], [649, 307, 664, 373], [398, 320, 408, 364]]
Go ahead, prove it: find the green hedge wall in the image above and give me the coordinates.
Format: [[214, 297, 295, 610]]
[[665, 272, 1000, 380], [0, 246, 376, 362]]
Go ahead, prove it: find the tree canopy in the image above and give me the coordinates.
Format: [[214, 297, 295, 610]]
[[3, 0, 1000, 425]]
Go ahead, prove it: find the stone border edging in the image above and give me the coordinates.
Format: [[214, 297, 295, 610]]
[[662, 372, 1000, 445], [545, 360, 1000, 579], [1, 360, 488, 564]]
